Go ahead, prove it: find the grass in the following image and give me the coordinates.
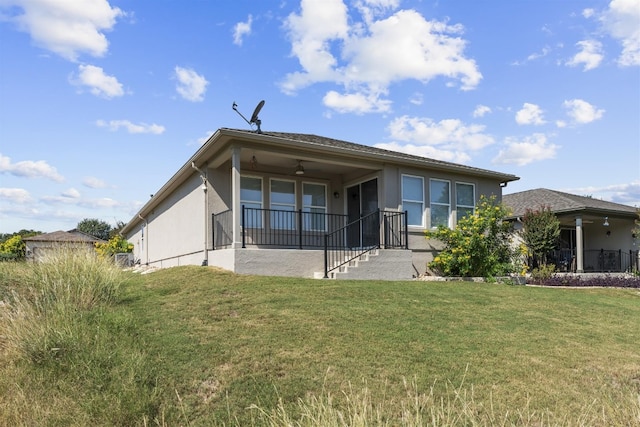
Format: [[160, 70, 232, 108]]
[[1, 254, 639, 426]]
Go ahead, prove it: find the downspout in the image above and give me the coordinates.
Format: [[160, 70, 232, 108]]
[[192, 162, 209, 266], [138, 215, 148, 265]]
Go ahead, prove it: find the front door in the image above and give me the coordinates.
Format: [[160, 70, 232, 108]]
[[346, 178, 379, 247]]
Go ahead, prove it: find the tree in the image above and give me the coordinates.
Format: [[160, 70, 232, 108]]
[[0, 235, 25, 259], [95, 235, 134, 258], [76, 218, 112, 241], [425, 195, 517, 278], [520, 205, 560, 267], [109, 220, 127, 239]]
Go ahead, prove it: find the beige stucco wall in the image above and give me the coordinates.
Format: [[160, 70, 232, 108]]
[[129, 173, 207, 267]]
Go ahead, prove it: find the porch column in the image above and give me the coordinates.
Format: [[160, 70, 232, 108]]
[[231, 146, 242, 248], [575, 216, 584, 273]]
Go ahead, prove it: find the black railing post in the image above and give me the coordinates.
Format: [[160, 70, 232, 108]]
[[619, 249, 622, 271], [404, 210, 409, 249], [383, 212, 388, 249], [376, 208, 381, 249], [298, 209, 303, 249], [241, 205, 246, 248], [323, 234, 329, 278]]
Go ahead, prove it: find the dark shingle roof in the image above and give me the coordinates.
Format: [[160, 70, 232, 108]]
[[224, 128, 519, 181], [23, 230, 104, 243], [503, 188, 638, 218]]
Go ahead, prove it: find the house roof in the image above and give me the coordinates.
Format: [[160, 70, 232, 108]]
[[122, 128, 520, 234], [251, 129, 518, 177], [503, 188, 638, 219], [23, 230, 104, 243]]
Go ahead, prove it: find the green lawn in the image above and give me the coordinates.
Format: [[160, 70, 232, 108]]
[[1, 262, 639, 426]]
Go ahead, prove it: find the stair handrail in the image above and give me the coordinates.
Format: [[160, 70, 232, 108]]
[[323, 209, 381, 278]]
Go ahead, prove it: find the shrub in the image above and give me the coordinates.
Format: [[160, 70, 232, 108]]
[[426, 195, 517, 278], [530, 263, 556, 282]]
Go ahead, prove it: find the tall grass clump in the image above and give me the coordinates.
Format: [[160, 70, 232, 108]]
[[1, 247, 123, 363], [0, 248, 159, 425]]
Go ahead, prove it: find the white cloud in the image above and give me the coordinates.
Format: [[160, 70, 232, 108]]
[[61, 188, 81, 199], [583, 8, 596, 19], [83, 176, 107, 189], [71, 64, 124, 98], [373, 115, 494, 163], [374, 141, 471, 164], [600, 0, 640, 66], [323, 90, 392, 114], [526, 46, 551, 62], [565, 180, 640, 206], [472, 105, 491, 118], [232, 14, 253, 46], [281, 1, 481, 114], [515, 103, 546, 125], [566, 40, 604, 71], [96, 119, 165, 134], [196, 131, 215, 146], [0, 153, 64, 182], [563, 99, 605, 124], [493, 133, 559, 166], [174, 66, 208, 102], [409, 92, 423, 105], [0, 0, 124, 61], [0, 187, 33, 204]]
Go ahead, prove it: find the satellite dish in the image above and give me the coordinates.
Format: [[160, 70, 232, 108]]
[[250, 100, 265, 124], [232, 100, 265, 133]]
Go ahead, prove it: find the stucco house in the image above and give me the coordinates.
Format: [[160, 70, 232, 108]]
[[503, 188, 639, 273], [121, 128, 519, 279], [23, 230, 105, 262]]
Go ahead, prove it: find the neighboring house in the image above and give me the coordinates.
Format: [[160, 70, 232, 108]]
[[503, 188, 639, 273], [121, 128, 519, 279], [23, 229, 104, 262]]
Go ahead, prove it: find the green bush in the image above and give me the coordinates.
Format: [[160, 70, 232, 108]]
[[426, 195, 517, 278], [530, 263, 556, 282]]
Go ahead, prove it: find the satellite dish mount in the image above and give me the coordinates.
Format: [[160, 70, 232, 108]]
[[232, 100, 265, 133]]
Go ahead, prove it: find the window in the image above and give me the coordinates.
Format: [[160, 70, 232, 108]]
[[430, 179, 450, 228], [456, 182, 475, 222], [402, 175, 424, 227], [303, 183, 327, 231], [241, 176, 262, 228], [270, 179, 296, 230]]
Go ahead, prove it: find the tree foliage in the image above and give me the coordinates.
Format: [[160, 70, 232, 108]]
[[0, 230, 40, 260], [0, 235, 25, 259], [95, 235, 134, 258], [425, 195, 518, 278], [520, 206, 560, 266], [76, 218, 112, 241]]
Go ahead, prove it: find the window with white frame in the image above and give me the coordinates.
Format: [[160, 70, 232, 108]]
[[430, 179, 450, 228], [241, 176, 262, 228], [402, 175, 424, 227], [302, 182, 327, 231], [270, 179, 296, 230], [456, 182, 475, 222]]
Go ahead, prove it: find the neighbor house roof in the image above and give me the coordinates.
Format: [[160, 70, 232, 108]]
[[503, 188, 638, 219], [23, 230, 104, 243]]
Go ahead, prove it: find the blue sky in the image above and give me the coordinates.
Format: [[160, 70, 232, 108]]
[[1, 0, 639, 234]]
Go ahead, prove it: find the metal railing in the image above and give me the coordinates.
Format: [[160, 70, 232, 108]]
[[383, 210, 409, 249], [212, 209, 233, 249], [323, 210, 381, 278], [241, 206, 348, 249], [548, 249, 639, 273]]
